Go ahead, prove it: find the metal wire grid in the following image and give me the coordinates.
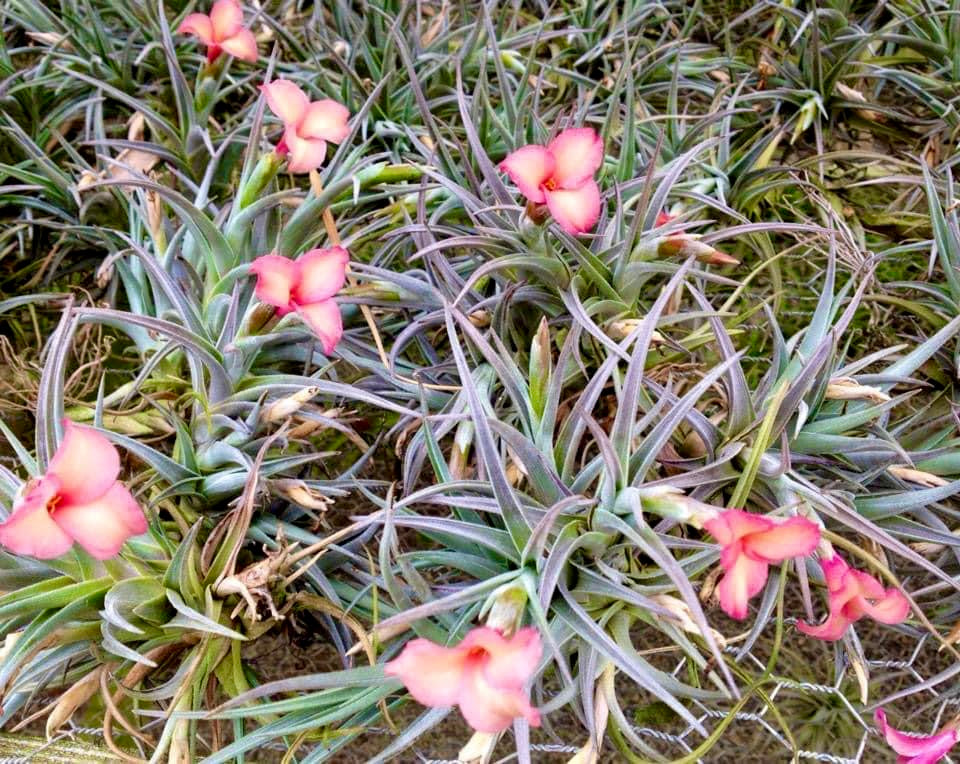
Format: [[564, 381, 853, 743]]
[[0, 638, 953, 764]]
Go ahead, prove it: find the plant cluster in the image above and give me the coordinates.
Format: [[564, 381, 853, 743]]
[[1, 0, 960, 762]]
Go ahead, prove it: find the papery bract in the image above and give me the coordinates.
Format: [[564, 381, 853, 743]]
[[703, 509, 820, 620], [250, 247, 349, 354], [797, 554, 910, 640], [178, 0, 258, 63], [261, 80, 350, 173], [384, 626, 542, 733], [0, 421, 147, 560], [500, 128, 603, 235], [875, 709, 960, 764]]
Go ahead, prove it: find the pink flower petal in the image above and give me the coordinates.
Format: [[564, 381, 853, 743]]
[[219, 29, 258, 62], [48, 421, 120, 505], [500, 145, 555, 204], [283, 128, 328, 173], [704, 509, 774, 546], [178, 13, 214, 44], [262, 80, 309, 127], [293, 247, 349, 304], [876, 709, 960, 762], [544, 181, 601, 235], [716, 552, 768, 620], [52, 482, 147, 560], [848, 568, 888, 600], [0, 478, 75, 559], [458, 660, 540, 733], [299, 100, 350, 143], [460, 627, 541, 690], [250, 254, 298, 312], [796, 612, 852, 641], [546, 128, 603, 189], [820, 554, 852, 593], [741, 516, 820, 563], [384, 638, 467, 707], [855, 586, 910, 625], [209, 0, 242, 39], [296, 300, 343, 354]]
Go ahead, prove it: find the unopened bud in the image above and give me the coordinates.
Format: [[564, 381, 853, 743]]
[[605, 319, 665, 344], [468, 309, 491, 327], [27, 32, 72, 50], [889, 465, 949, 488], [825, 377, 890, 404], [459, 732, 498, 763], [482, 582, 528, 636], [834, 82, 885, 123], [658, 235, 738, 266], [651, 594, 726, 646], [617, 485, 720, 527], [263, 387, 321, 422], [272, 479, 332, 511]]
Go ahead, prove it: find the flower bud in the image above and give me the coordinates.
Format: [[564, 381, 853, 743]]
[[272, 479, 332, 511], [458, 732, 498, 763], [604, 318, 665, 344], [263, 386, 320, 422], [658, 235, 738, 266], [825, 377, 890, 403], [889, 465, 949, 488], [616, 485, 720, 527], [482, 581, 528, 636]]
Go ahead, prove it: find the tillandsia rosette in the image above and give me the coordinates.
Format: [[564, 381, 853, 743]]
[[0, 1, 959, 763]]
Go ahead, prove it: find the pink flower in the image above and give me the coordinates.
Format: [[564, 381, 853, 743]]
[[500, 128, 604, 235], [178, 0, 258, 64], [249, 247, 349, 354], [0, 421, 147, 560], [797, 554, 910, 640], [703, 509, 820, 620], [384, 626, 542, 733], [261, 80, 350, 174], [875, 709, 960, 764], [655, 211, 674, 227]]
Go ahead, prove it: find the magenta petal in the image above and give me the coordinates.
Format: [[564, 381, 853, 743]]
[[178, 13, 214, 43], [295, 300, 343, 354], [384, 638, 466, 707], [500, 145, 554, 204], [48, 420, 120, 505], [250, 254, 298, 311], [283, 129, 327, 173], [876, 709, 960, 762], [461, 627, 541, 690], [741, 516, 820, 563], [52, 482, 147, 560], [544, 181, 601, 235], [209, 0, 242, 39], [458, 662, 540, 733], [705, 509, 774, 546], [293, 247, 349, 303], [856, 586, 910, 625], [716, 552, 768, 620], [546, 128, 604, 189], [299, 100, 350, 143], [262, 80, 309, 127], [219, 29, 258, 62], [796, 612, 852, 641], [0, 479, 75, 559]]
